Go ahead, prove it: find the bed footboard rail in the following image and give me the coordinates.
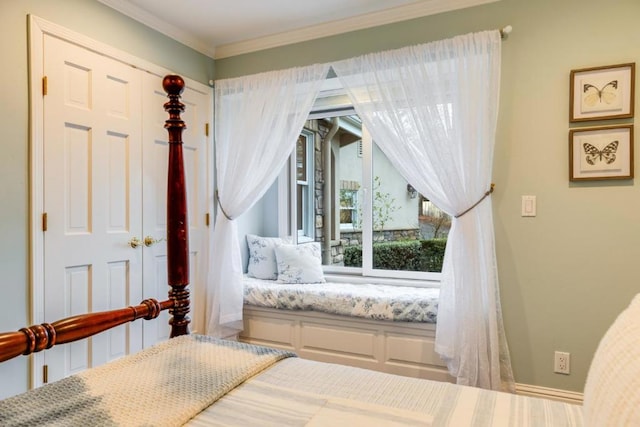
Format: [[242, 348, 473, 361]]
[[0, 298, 172, 363]]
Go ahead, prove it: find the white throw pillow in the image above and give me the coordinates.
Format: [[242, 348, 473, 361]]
[[246, 234, 291, 280], [583, 293, 640, 426], [274, 243, 325, 284]]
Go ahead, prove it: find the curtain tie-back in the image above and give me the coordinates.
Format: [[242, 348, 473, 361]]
[[215, 189, 234, 221], [455, 183, 495, 218]]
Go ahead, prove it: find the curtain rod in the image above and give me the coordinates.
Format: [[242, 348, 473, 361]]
[[212, 25, 514, 87], [499, 25, 513, 39]]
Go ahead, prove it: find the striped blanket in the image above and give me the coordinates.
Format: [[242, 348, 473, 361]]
[[0, 335, 295, 426], [187, 358, 584, 426]]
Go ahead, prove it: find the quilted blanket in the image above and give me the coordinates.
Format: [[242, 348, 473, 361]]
[[0, 335, 295, 426]]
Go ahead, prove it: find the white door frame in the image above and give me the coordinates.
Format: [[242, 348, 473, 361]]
[[28, 15, 213, 388]]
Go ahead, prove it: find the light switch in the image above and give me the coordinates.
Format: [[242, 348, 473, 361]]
[[521, 195, 536, 217]]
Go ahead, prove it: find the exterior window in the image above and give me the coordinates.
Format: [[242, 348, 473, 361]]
[[286, 113, 448, 282], [339, 183, 359, 229], [296, 131, 315, 242]]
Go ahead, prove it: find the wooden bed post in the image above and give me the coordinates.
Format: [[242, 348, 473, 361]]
[[163, 75, 190, 337]]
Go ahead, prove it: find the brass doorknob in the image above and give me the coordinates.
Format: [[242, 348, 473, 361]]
[[144, 236, 165, 247], [128, 237, 142, 248]]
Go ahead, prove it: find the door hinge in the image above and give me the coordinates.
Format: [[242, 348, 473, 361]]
[[42, 212, 48, 231], [205, 123, 209, 137], [205, 213, 210, 227], [43, 364, 49, 384], [42, 76, 48, 96]]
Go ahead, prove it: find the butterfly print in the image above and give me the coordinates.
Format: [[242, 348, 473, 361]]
[[583, 140, 618, 165], [582, 80, 618, 107]]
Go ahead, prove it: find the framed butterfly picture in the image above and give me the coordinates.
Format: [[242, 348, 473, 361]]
[[569, 125, 634, 181], [570, 63, 635, 122]]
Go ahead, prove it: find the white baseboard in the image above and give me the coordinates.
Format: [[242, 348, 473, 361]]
[[516, 383, 583, 405]]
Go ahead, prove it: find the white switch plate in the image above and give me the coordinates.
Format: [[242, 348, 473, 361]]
[[521, 195, 536, 217]]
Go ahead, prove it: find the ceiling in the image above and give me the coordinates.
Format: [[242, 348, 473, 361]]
[[98, 0, 496, 59]]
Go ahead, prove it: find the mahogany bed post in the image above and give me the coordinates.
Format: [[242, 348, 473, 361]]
[[163, 75, 191, 337]]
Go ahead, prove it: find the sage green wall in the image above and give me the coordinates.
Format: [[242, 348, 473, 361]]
[[0, 0, 214, 398], [216, 0, 640, 393]]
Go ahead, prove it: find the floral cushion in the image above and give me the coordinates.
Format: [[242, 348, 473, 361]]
[[243, 275, 439, 323], [246, 234, 291, 280], [274, 243, 325, 284]]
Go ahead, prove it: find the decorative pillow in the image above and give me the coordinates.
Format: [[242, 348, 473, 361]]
[[583, 293, 640, 426], [246, 234, 291, 280], [274, 243, 325, 284]]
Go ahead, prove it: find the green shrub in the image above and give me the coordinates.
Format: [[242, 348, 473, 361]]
[[343, 238, 446, 272], [419, 238, 447, 272]]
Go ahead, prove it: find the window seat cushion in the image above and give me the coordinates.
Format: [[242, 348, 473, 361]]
[[243, 275, 439, 323]]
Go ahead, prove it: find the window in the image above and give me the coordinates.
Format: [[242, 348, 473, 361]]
[[339, 183, 359, 230], [281, 116, 447, 283], [296, 130, 315, 242]]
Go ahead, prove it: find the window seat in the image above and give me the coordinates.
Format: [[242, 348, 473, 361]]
[[243, 275, 439, 323], [240, 276, 450, 381]]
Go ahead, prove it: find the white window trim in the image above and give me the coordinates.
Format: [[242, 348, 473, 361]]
[[322, 268, 440, 288], [297, 129, 315, 242]]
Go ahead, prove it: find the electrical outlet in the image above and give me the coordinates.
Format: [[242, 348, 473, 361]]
[[554, 351, 570, 375]]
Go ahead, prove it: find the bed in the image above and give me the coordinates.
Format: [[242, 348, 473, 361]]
[[1, 75, 638, 426]]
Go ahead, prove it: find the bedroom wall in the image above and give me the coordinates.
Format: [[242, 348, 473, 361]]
[[215, 0, 640, 393], [0, 0, 214, 398]]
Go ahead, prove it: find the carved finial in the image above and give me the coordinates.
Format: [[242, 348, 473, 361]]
[[163, 75, 186, 135], [162, 75, 185, 96]]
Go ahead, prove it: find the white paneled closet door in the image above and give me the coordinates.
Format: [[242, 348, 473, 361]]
[[42, 35, 144, 384], [39, 35, 211, 385]]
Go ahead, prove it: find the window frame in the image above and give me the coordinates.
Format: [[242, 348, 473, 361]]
[[339, 187, 358, 231], [295, 129, 315, 243], [278, 77, 442, 286]]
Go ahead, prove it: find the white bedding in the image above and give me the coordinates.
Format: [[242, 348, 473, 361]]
[[2, 335, 581, 426], [188, 357, 583, 426], [4, 294, 640, 426]]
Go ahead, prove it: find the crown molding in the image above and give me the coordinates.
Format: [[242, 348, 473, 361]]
[[214, 0, 500, 59], [97, 0, 217, 58], [98, 0, 499, 60]]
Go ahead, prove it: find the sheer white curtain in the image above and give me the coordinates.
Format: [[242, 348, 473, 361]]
[[206, 64, 330, 337], [332, 31, 514, 391]]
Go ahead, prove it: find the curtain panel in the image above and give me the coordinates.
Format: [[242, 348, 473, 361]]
[[332, 30, 513, 391], [207, 64, 330, 337]]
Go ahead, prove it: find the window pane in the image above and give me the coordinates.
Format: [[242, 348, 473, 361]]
[[368, 146, 448, 273], [296, 131, 314, 241], [296, 115, 447, 274], [296, 135, 306, 182]]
